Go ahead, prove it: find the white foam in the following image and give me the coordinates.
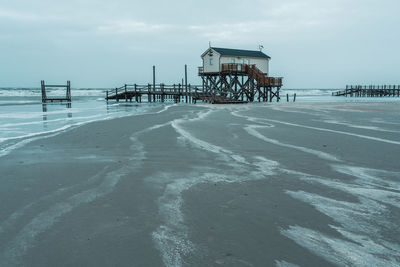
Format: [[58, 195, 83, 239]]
[[286, 190, 391, 235], [231, 110, 275, 127], [322, 119, 400, 133], [333, 165, 400, 191], [371, 118, 400, 126], [275, 260, 300, 267], [171, 109, 247, 164], [269, 103, 333, 115], [244, 125, 339, 161], [252, 156, 279, 176], [287, 164, 400, 210], [262, 118, 400, 145], [281, 225, 400, 266], [281, 163, 400, 266], [232, 110, 340, 161]]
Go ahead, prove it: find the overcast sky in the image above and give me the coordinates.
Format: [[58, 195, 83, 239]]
[[0, 0, 399, 88]]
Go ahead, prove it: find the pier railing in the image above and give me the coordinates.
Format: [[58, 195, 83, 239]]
[[106, 84, 202, 97], [221, 63, 249, 72]]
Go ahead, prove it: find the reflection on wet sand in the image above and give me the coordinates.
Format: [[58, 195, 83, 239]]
[[42, 103, 72, 123]]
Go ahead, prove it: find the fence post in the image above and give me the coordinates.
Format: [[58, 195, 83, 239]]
[[41, 80, 46, 103]]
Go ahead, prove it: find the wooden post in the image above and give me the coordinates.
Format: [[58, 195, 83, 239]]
[[189, 84, 192, 103], [161, 83, 164, 102], [125, 84, 128, 102], [153, 66, 156, 102], [41, 80, 46, 103], [286, 93, 289, 102], [148, 84, 151, 102], [293, 93, 296, 102], [67, 81, 71, 101], [178, 84, 181, 102], [185, 65, 188, 103], [153, 65, 156, 90]]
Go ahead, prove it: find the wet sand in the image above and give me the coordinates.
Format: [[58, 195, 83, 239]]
[[0, 102, 400, 266]]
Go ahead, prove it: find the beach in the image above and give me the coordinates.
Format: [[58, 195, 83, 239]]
[[1, 102, 400, 266]]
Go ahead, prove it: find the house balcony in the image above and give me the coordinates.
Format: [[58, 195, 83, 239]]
[[198, 66, 204, 75]]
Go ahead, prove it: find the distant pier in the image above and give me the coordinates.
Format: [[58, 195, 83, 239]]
[[333, 85, 400, 97]]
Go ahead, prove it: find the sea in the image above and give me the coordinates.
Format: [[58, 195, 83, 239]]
[[1, 87, 399, 157]]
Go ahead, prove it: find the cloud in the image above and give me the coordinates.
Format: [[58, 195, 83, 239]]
[[0, 8, 39, 21], [0, 7, 62, 22], [97, 20, 174, 34]]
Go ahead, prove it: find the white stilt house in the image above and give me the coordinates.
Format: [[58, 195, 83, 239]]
[[201, 47, 271, 75], [198, 46, 282, 103]]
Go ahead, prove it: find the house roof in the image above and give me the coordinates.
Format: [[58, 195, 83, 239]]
[[210, 47, 271, 59]]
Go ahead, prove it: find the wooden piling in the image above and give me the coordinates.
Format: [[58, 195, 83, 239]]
[[148, 84, 151, 102], [125, 84, 128, 102], [185, 65, 188, 103], [41, 80, 46, 103]]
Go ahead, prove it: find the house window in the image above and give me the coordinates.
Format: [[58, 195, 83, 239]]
[[210, 58, 213, 65], [231, 58, 235, 64]]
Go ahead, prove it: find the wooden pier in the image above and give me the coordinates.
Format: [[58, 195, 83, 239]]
[[105, 83, 204, 104], [333, 85, 400, 97], [41, 80, 71, 103], [105, 83, 253, 104]]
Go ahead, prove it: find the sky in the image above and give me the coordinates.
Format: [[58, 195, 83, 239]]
[[0, 0, 399, 89]]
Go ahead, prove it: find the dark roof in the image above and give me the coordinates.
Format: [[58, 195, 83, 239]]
[[211, 47, 270, 59]]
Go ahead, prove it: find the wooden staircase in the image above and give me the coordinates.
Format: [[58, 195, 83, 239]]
[[247, 65, 282, 87], [221, 64, 282, 87]]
